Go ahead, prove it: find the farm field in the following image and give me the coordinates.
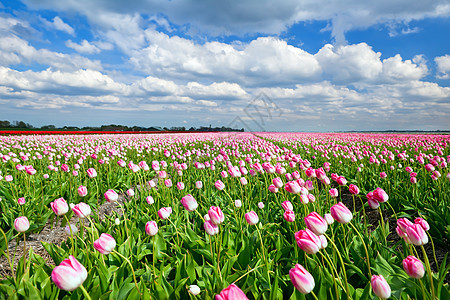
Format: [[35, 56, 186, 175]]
[[0, 132, 449, 299]]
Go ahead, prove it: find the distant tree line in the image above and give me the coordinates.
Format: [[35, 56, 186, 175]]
[[0, 120, 244, 132]]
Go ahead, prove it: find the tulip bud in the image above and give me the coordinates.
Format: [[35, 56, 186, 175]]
[[214, 180, 225, 191], [289, 264, 315, 294], [371, 275, 391, 299], [103, 189, 118, 202], [146, 196, 154, 205], [195, 181, 203, 189], [158, 207, 172, 220], [208, 206, 224, 225], [348, 184, 360, 195], [402, 256, 425, 279], [258, 202, 265, 209], [295, 229, 321, 254], [72, 202, 91, 218], [406, 224, 428, 246], [51, 255, 87, 291], [204, 220, 219, 235], [235, 199, 242, 208], [145, 221, 158, 236], [86, 168, 97, 178], [330, 202, 352, 224], [414, 218, 430, 231], [324, 213, 334, 225], [50, 198, 69, 216], [282, 200, 293, 211], [17, 197, 26, 205], [245, 211, 259, 225], [77, 186, 88, 197], [215, 283, 248, 300], [94, 233, 116, 255], [189, 285, 201, 296], [283, 210, 295, 222], [304, 212, 328, 235], [181, 194, 198, 212], [14, 216, 30, 232]]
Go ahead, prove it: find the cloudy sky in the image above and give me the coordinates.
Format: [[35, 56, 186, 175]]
[[0, 0, 449, 131]]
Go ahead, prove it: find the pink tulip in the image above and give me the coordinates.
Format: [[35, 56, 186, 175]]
[[104, 189, 118, 202], [285, 181, 301, 194], [77, 186, 88, 197], [235, 199, 242, 208], [348, 184, 360, 195], [146, 196, 154, 205], [371, 275, 391, 299], [295, 229, 322, 254], [282, 200, 293, 211], [181, 194, 198, 212], [158, 207, 172, 220], [283, 210, 295, 222], [195, 181, 203, 189], [304, 212, 328, 235], [94, 233, 116, 255], [329, 188, 338, 198], [204, 220, 219, 236], [336, 176, 347, 186], [145, 221, 158, 236], [258, 202, 264, 209], [315, 168, 326, 180], [126, 188, 135, 197], [330, 202, 352, 224], [373, 188, 389, 203], [14, 216, 30, 232], [268, 184, 278, 193], [324, 213, 334, 225], [406, 224, 428, 246], [208, 206, 224, 225], [397, 218, 414, 233], [414, 218, 430, 231], [72, 202, 91, 218], [215, 283, 248, 300], [240, 177, 248, 185], [368, 197, 380, 209], [177, 182, 185, 190], [289, 264, 315, 294], [86, 168, 97, 178], [214, 180, 225, 191], [164, 179, 172, 187], [50, 198, 69, 216], [402, 256, 425, 279], [245, 211, 259, 225], [51, 255, 87, 291], [273, 177, 283, 188], [17, 197, 26, 205]]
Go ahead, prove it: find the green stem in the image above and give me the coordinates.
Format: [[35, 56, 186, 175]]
[[319, 251, 341, 300], [113, 250, 142, 300], [420, 245, 436, 300], [324, 233, 350, 300], [256, 225, 270, 282], [418, 278, 427, 300], [311, 290, 319, 300], [64, 215, 75, 256], [348, 221, 372, 278], [79, 284, 93, 300]]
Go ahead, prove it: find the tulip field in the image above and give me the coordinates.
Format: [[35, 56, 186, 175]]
[[0, 132, 449, 299]]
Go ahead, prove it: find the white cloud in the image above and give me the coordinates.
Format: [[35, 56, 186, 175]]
[[41, 16, 74, 35], [435, 55, 450, 79], [66, 40, 101, 54], [0, 34, 102, 71], [382, 54, 428, 81]]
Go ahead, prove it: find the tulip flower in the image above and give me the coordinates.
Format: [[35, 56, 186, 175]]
[[50, 198, 69, 216], [204, 220, 219, 235], [145, 221, 158, 236], [181, 194, 198, 212], [397, 218, 414, 233], [257, 202, 265, 209], [86, 168, 97, 178], [336, 176, 347, 186], [295, 229, 322, 254], [268, 184, 278, 193], [158, 207, 172, 220], [126, 188, 135, 197], [330, 202, 352, 224], [406, 224, 428, 246], [215, 283, 248, 300], [403, 256, 425, 279], [77, 186, 88, 197], [284, 181, 301, 194], [289, 264, 315, 294], [51, 255, 87, 291], [348, 184, 360, 195], [329, 188, 338, 198], [371, 275, 391, 299], [304, 212, 328, 235], [208, 206, 224, 225], [189, 285, 201, 296], [414, 218, 430, 231], [72, 202, 91, 218], [373, 188, 389, 203], [177, 182, 185, 190], [283, 210, 295, 222], [235, 199, 242, 208], [214, 180, 225, 191], [146, 196, 154, 205], [104, 189, 118, 202], [324, 213, 334, 225], [195, 181, 203, 189], [17, 197, 26, 205], [14, 216, 30, 232], [273, 177, 283, 188], [245, 211, 259, 225], [282, 200, 293, 211], [94, 233, 116, 255]]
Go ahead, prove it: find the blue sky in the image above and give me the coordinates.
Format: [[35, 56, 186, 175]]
[[0, 0, 449, 131]]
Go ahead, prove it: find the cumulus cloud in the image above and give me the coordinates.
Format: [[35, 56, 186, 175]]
[[66, 40, 101, 54], [23, 0, 450, 42], [41, 16, 74, 35], [435, 55, 450, 79]]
